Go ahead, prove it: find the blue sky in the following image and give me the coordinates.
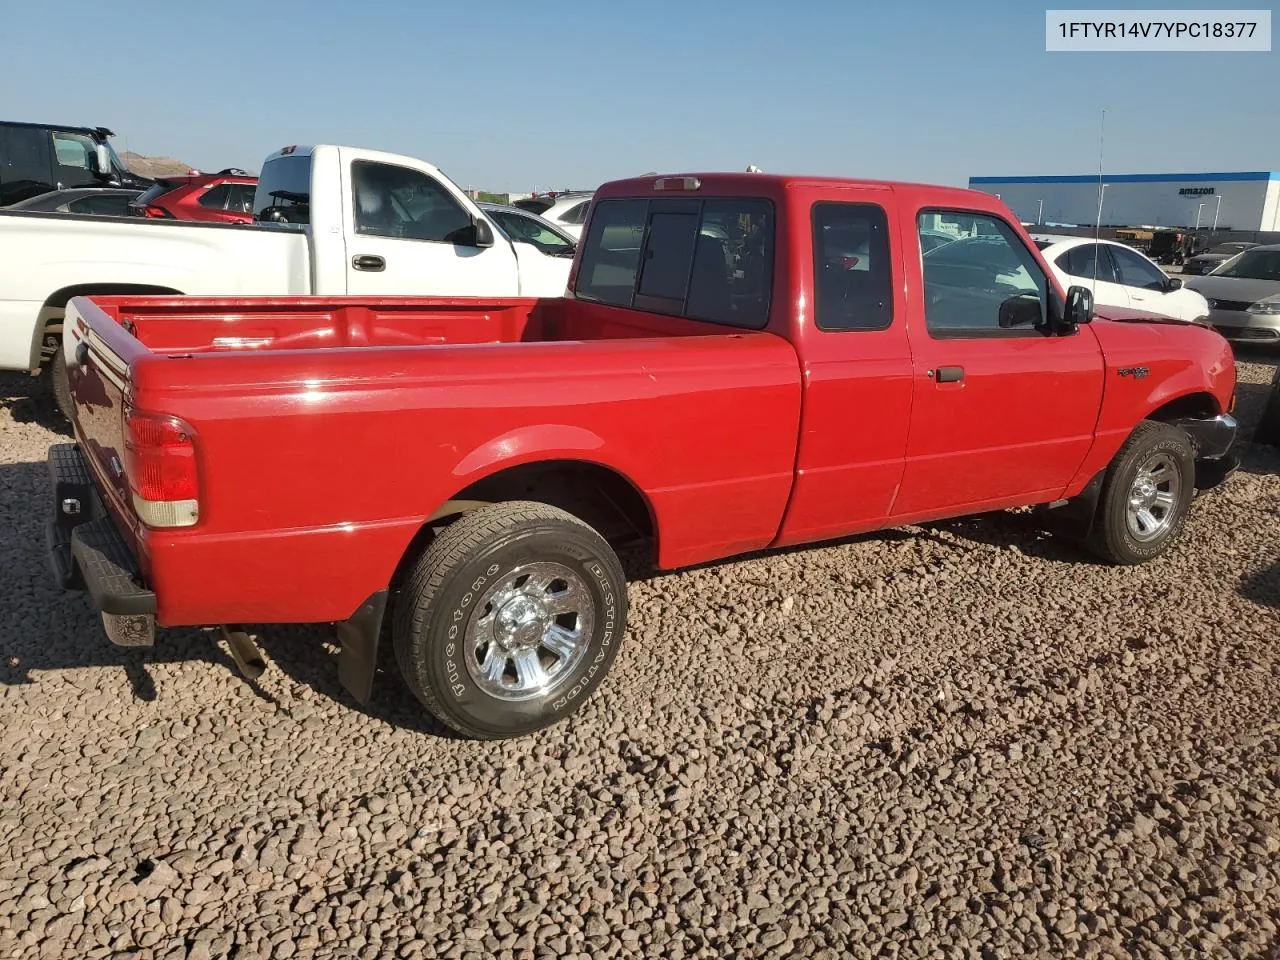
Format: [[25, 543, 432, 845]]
[[1, 0, 1274, 191]]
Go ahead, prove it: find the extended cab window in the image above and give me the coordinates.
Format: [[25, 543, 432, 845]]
[[352, 160, 473, 243], [812, 201, 893, 331], [918, 212, 1048, 337], [574, 196, 773, 330], [253, 155, 310, 224]]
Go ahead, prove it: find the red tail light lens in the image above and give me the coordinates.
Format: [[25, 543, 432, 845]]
[[140, 205, 172, 219], [124, 409, 200, 526]]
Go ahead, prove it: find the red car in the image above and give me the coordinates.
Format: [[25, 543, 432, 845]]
[[130, 168, 257, 224], [50, 172, 1238, 740]]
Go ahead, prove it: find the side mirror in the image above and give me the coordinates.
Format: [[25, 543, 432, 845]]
[[452, 217, 495, 248], [1163, 276, 1183, 292], [94, 143, 112, 179], [998, 292, 1042, 328], [1065, 284, 1094, 326]]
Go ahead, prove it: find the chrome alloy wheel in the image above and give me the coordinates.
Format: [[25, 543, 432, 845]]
[[464, 562, 593, 701], [1125, 452, 1182, 542]]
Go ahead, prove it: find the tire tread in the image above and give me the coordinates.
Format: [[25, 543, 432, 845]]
[[392, 501, 611, 739], [1086, 419, 1193, 565]]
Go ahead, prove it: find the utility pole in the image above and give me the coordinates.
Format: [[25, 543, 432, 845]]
[[1212, 193, 1223, 234], [1036, 199, 1044, 225]]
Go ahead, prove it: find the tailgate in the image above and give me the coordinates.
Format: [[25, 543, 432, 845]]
[[62, 295, 150, 560]]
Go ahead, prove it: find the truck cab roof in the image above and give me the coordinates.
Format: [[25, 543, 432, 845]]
[[595, 171, 999, 207]]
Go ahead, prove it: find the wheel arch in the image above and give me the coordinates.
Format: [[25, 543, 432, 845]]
[[390, 456, 658, 592], [31, 282, 184, 369], [1144, 390, 1221, 424]]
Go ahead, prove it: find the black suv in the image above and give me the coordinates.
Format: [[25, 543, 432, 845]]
[[0, 120, 151, 206]]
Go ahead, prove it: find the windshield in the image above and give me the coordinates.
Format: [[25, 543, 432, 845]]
[[104, 140, 127, 176], [1208, 243, 1250, 255], [1210, 249, 1280, 281]]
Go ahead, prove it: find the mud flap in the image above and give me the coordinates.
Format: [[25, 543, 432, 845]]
[[336, 590, 389, 705]]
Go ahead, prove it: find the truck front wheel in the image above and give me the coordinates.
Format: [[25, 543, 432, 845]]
[[1086, 420, 1195, 565], [392, 501, 628, 739]]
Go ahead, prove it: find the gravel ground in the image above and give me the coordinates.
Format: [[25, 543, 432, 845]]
[[2, 357, 1279, 960]]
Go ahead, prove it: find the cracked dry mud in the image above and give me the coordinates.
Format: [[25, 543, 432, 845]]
[[2, 358, 1279, 960]]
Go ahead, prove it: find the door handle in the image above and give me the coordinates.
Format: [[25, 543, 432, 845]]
[[352, 254, 386, 272], [930, 366, 964, 383]]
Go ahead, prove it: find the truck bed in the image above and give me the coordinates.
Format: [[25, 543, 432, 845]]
[[64, 293, 803, 628]]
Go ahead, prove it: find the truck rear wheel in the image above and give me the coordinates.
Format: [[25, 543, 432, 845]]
[[392, 501, 628, 739], [48, 356, 73, 423], [1086, 420, 1195, 565]]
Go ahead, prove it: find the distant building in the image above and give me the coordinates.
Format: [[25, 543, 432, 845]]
[[967, 172, 1280, 231]]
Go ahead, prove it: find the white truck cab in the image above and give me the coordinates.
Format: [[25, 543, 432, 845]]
[[254, 145, 521, 297]]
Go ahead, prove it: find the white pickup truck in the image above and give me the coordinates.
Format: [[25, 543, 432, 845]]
[[0, 144, 574, 416]]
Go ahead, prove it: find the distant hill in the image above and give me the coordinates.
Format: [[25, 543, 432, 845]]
[[120, 151, 198, 179]]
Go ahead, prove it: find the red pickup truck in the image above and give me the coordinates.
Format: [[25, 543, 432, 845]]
[[47, 172, 1239, 739]]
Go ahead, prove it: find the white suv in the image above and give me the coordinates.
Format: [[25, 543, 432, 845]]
[[514, 191, 594, 239]]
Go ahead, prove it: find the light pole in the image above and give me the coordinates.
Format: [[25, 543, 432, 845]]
[[1194, 202, 1205, 231], [1036, 199, 1044, 225], [1212, 194, 1223, 234]]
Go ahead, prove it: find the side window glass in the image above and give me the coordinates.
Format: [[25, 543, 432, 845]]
[[227, 184, 255, 213], [0, 127, 54, 204], [1111, 245, 1168, 290], [351, 160, 473, 242], [1063, 243, 1117, 283], [93, 194, 134, 216], [51, 132, 97, 187], [198, 184, 232, 210], [812, 201, 894, 331], [918, 212, 1048, 337], [562, 200, 589, 224], [574, 199, 647, 306]]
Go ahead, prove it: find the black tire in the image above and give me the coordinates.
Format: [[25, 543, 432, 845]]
[[47, 352, 73, 423], [392, 501, 628, 740], [1086, 420, 1195, 565], [1254, 365, 1280, 449]]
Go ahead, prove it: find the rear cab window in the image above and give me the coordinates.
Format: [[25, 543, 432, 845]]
[[574, 194, 774, 329], [252, 154, 311, 224]]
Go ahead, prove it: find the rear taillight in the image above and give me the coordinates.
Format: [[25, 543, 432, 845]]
[[139, 205, 172, 219], [124, 409, 199, 528]]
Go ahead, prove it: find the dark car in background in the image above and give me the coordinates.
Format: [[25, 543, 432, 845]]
[[130, 168, 258, 224], [0, 119, 150, 206], [1185, 244, 1280, 343], [6, 187, 142, 216], [1182, 241, 1259, 276]]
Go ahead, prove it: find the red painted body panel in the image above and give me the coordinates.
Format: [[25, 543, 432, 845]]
[[69, 295, 801, 626], [65, 173, 1236, 632]]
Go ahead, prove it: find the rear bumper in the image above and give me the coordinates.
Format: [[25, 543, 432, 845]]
[[46, 442, 157, 646]]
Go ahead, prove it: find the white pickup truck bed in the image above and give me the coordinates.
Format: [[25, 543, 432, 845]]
[[0, 210, 311, 372]]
